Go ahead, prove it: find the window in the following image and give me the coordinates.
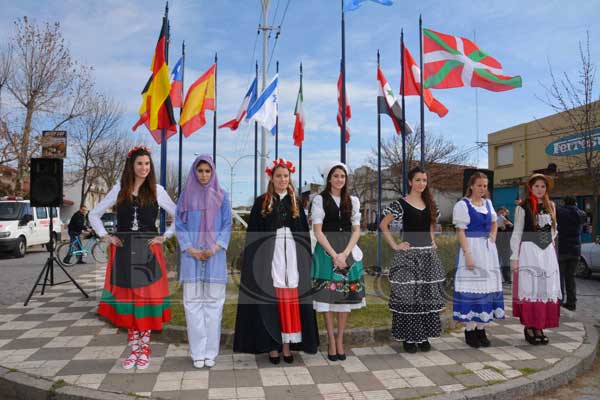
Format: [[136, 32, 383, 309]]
[[36, 207, 48, 219], [496, 144, 513, 166]]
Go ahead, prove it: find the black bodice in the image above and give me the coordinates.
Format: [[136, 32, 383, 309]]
[[321, 192, 352, 233], [116, 196, 159, 233], [399, 198, 432, 247], [522, 203, 553, 250]]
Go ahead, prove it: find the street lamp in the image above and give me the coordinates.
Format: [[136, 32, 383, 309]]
[[193, 153, 254, 207]]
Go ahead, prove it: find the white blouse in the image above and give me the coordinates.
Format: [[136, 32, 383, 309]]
[[88, 183, 177, 238], [311, 194, 361, 227], [452, 198, 497, 230]]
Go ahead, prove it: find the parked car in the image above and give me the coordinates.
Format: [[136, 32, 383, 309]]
[[577, 239, 600, 279], [100, 212, 117, 234], [0, 197, 62, 258]]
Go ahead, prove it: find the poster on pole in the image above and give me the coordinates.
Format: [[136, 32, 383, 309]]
[[41, 130, 67, 159]]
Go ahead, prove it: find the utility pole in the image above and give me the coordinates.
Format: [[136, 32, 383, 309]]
[[259, 0, 275, 193]]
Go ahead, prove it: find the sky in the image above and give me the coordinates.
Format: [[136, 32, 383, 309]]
[[1, 0, 599, 206]]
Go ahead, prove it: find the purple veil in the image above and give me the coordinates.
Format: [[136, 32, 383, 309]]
[[177, 155, 225, 249]]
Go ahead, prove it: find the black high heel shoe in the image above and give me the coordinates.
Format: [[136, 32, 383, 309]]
[[283, 354, 294, 363], [536, 330, 549, 345], [269, 354, 281, 364], [327, 353, 338, 361], [524, 327, 539, 345]]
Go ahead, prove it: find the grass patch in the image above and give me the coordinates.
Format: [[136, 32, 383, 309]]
[[448, 369, 473, 377], [518, 367, 538, 376], [8, 368, 17, 373], [486, 380, 505, 385], [165, 234, 460, 330], [169, 275, 394, 329]]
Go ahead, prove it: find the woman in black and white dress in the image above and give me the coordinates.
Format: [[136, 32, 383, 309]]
[[380, 167, 445, 353]]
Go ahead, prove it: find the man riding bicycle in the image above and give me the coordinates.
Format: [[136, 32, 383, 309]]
[[63, 205, 90, 264]]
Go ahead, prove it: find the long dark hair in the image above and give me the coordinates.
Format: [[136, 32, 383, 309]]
[[321, 166, 352, 220], [407, 166, 437, 225], [117, 147, 157, 207]]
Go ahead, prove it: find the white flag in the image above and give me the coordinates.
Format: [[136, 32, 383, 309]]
[[247, 74, 279, 134]]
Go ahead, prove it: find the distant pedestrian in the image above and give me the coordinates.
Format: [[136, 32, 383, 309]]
[[556, 196, 587, 311], [63, 206, 89, 264], [496, 207, 513, 284]]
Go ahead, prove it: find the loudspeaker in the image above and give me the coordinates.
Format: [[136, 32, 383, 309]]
[[30, 158, 63, 207], [462, 168, 494, 199]]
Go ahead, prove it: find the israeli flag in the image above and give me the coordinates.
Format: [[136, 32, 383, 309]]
[[247, 74, 278, 135]]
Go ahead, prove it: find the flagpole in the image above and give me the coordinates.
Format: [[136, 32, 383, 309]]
[[275, 60, 279, 159], [298, 62, 303, 198], [376, 49, 382, 275], [401, 29, 408, 195], [419, 15, 425, 167], [213, 52, 218, 164], [177, 41, 185, 197], [340, 0, 347, 163], [160, 2, 170, 233], [254, 62, 259, 199]]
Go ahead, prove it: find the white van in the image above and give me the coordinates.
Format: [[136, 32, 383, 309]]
[[0, 197, 62, 258]]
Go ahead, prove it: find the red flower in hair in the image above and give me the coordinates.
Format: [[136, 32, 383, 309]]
[[265, 158, 296, 177], [127, 145, 152, 158]]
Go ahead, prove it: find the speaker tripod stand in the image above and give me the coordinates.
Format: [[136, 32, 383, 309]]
[[24, 212, 89, 306]]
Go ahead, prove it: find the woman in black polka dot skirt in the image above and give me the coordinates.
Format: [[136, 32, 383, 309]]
[[380, 167, 446, 353]]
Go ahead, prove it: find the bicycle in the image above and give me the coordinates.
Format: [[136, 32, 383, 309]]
[[56, 231, 109, 267]]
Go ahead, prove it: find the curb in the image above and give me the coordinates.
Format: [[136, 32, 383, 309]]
[[424, 321, 599, 400], [0, 320, 596, 400]]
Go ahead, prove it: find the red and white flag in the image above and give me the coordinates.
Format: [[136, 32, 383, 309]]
[[218, 78, 258, 130], [337, 71, 351, 143], [402, 46, 448, 118]]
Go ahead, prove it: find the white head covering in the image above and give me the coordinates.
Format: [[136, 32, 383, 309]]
[[321, 161, 349, 183]]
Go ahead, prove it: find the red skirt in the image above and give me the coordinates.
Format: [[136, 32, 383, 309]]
[[98, 243, 171, 331], [512, 271, 560, 330], [275, 287, 302, 343]]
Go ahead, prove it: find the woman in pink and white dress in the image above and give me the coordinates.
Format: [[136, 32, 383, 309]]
[[510, 174, 561, 345]]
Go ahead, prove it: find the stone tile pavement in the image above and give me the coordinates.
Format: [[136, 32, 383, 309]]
[[0, 267, 595, 400]]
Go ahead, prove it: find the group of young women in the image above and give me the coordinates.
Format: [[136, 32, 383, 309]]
[[88, 146, 563, 370]]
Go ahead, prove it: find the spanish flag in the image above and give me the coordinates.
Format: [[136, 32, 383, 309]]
[[132, 16, 177, 144], [180, 64, 216, 137]]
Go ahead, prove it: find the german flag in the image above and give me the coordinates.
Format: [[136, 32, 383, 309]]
[[132, 16, 177, 144]]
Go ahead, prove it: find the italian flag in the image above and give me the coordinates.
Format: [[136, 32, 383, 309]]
[[423, 28, 522, 92], [293, 80, 305, 147]]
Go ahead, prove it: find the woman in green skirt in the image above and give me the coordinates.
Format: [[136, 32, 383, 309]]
[[311, 162, 365, 361]]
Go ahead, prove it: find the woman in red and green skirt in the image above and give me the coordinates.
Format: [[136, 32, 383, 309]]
[[88, 146, 176, 370]]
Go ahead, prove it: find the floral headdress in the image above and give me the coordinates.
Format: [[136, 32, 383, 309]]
[[127, 145, 152, 158], [265, 158, 296, 177]]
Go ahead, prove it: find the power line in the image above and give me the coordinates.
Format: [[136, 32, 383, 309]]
[[267, 0, 291, 72]]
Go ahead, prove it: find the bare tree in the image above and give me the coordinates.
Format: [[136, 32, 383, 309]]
[[163, 161, 181, 202], [368, 126, 473, 195], [2, 17, 93, 194], [66, 95, 123, 206], [538, 32, 600, 239]]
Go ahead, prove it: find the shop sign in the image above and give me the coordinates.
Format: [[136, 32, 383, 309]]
[[545, 129, 600, 156]]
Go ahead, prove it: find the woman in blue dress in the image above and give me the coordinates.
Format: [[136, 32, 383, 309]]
[[176, 155, 232, 369]]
